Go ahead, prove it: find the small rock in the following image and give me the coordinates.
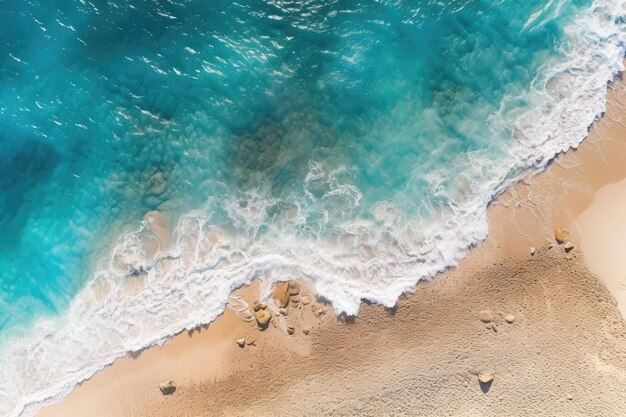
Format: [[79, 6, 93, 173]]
[[288, 280, 301, 296], [254, 310, 272, 328], [530, 247, 536, 256], [302, 324, 312, 335], [554, 228, 569, 244], [272, 282, 291, 308], [479, 310, 493, 323], [290, 294, 301, 307], [159, 380, 177, 395], [566, 394, 573, 401], [252, 301, 266, 312], [485, 324, 492, 330], [235, 338, 246, 347], [504, 314, 515, 324], [287, 324, 295, 335], [563, 241, 574, 253], [312, 304, 326, 318], [279, 308, 288, 316], [491, 324, 498, 333], [245, 334, 257, 346], [301, 295, 311, 305], [478, 372, 494, 384]]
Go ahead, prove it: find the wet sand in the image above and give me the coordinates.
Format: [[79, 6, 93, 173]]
[[38, 74, 626, 416]]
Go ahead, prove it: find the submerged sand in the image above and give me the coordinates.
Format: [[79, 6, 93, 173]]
[[38, 74, 626, 416]]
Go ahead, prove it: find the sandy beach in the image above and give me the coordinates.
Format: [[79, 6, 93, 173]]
[[37, 72, 626, 417]]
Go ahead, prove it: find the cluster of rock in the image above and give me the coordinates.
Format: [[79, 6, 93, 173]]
[[478, 309, 516, 334], [476, 308, 515, 387], [235, 280, 329, 349], [554, 228, 574, 252], [529, 228, 576, 257]]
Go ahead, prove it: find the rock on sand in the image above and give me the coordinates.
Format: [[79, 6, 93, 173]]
[[159, 380, 177, 395], [288, 280, 301, 296], [272, 282, 290, 308], [479, 310, 493, 323], [554, 228, 569, 244], [478, 372, 494, 384], [255, 310, 271, 328], [245, 335, 257, 346]]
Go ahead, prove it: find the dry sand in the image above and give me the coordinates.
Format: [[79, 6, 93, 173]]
[[579, 178, 626, 317], [38, 74, 626, 417]]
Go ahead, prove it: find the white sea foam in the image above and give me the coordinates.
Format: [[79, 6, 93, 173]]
[[1, 1, 625, 416]]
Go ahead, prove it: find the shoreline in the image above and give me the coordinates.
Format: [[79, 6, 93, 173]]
[[36, 70, 626, 416]]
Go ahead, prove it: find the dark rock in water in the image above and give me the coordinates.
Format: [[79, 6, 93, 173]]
[[148, 170, 168, 195], [159, 380, 177, 395]]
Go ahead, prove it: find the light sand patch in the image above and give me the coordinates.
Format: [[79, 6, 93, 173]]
[[579, 177, 626, 317]]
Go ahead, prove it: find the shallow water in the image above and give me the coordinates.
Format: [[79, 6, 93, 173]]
[[0, 0, 625, 416]]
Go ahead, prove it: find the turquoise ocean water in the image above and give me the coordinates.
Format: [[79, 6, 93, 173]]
[[1, 0, 625, 415]]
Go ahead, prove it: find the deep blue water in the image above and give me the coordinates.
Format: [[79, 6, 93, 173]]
[[0, 0, 588, 331], [1, 1, 625, 416]]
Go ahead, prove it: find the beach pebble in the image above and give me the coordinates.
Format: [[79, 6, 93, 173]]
[[159, 380, 177, 395], [530, 247, 536, 256], [563, 241, 574, 253], [245, 334, 257, 346], [504, 314, 515, 324], [566, 394, 574, 401], [287, 324, 295, 335], [312, 304, 326, 318], [478, 372, 494, 384], [554, 228, 569, 244], [479, 310, 493, 323], [279, 308, 287, 316], [301, 295, 311, 305], [288, 280, 301, 296], [290, 294, 301, 307], [272, 282, 291, 308], [302, 324, 312, 335], [254, 310, 271, 328], [252, 301, 266, 312], [235, 338, 246, 347]]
